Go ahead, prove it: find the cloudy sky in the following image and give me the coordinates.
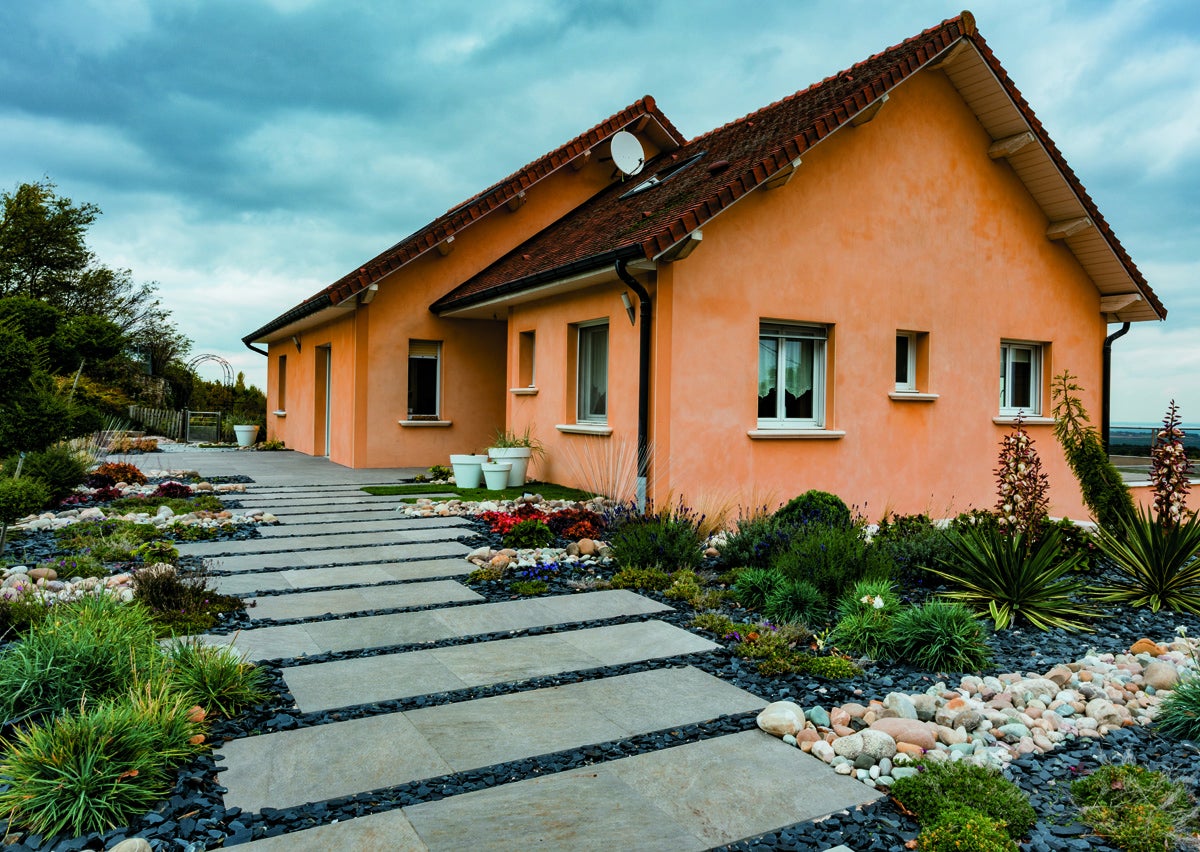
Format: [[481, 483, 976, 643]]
[[1, 0, 1196, 423]]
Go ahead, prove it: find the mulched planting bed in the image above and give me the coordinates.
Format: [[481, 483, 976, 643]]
[[6, 504, 1200, 851]]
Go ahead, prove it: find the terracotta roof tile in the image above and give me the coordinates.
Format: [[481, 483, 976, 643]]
[[433, 12, 1163, 320]]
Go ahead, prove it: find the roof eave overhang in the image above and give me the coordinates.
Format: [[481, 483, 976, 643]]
[[938, 38, 1165, 323], [433, 247, 646, 319], [242, 298, 355, 347]]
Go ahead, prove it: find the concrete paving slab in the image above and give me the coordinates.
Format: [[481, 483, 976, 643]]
[[256, 516, 469, 537], [405, 769, 698, 852], [219, 713, 454, 814], [249, 580, 482, 622], [231, 493, 404, 507], [205, 590, 669, 661], [232, 809, 430, 852], [179, 524, 468, 557], [284, 620, 717, 713], [219, 667, 761, 814], [255, 507, 423, 523], [211, 559, 473, 595], [201, 542, 470, 572]]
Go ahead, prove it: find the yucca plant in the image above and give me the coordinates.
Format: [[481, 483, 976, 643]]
[[1094, 506, 1200, 614], [926, 525, 1095, 631]]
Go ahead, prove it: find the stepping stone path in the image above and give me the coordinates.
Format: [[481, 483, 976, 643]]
[[183, 463, 879, 850]]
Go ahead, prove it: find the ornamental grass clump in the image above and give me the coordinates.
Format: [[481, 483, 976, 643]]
[[0, 683, 205, 838], [829, 579, 901, 660], [889, 601, 992, 672], [732, 566, 783, 611], [164, 639, 270, 718], [763, 577, 825, 626], [0, 594, 162, 726]]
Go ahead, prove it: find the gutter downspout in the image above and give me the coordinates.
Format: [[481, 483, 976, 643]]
[[1102, 322, 1131, 452], [244, 341, 268, 357], [615, 259, 651, 512]]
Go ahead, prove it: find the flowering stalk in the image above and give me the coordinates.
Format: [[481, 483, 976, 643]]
[[994, 416, 1050, 538], [1151, 400, 1191, 527]]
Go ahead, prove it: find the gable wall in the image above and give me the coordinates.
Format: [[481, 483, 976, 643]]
[[655, 67, 1105, 519]]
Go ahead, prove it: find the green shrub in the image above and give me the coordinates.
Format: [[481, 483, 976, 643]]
[[502, 518, 555, 549], [609, 566, 672, 591], [0, 595, 52, 642], [718, 514, 792, 568], [0, 475, 50, 524], [0, 686, 203, 837], [773, 489, 852, 530], [1095, 506, 1200, 614], [132, 564, 243, 637], [731, 623, 817, 674], [664, 569, 703, 604], [891, 759, 1036, 840], [3, 445, 89, 504], [763, 577, 825, 626], [917, 805, 1018, 851], [1071, 764, 1200, 852], [873, 514, 952, 586], [926, 525, 1095, 631], [798, 654, 863, 679], [834, 577, 901, 619], [691, 612, 738, 636], [732, 566, 783, 610], [109, 494, 223, 514], [609, 504, 704, 570], [0, 595, 161, 725], [93, 461, 147, 485], [829, 609, 895, 661], [467, 565, 505, 583], [890, 601, 992, 672], [1155, 674, 1200, 741], [164, 639, 269, 718], [133, 539, 179, 564], [770, 523, 893, 606], [509, 579, 549, 595]]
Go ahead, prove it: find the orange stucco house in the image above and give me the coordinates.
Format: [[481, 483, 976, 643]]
[[243, 12, 1165, 521]]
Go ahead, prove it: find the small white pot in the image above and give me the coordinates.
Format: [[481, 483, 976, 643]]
[[481, 461, 512, 491], [233, 425, 260, 447], [487, 446, 533, 487], [449, 454, 489, 489]]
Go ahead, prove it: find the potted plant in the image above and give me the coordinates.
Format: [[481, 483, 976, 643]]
[[481, 461, 512, 491], [487, 427, 543, 488], [448, 454, 489, 489], [233, 424, 260, 447]]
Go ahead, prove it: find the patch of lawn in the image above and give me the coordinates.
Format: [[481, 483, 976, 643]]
[[365, 482, 598, 502]]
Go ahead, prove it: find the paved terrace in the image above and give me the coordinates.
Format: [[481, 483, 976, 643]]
[[142, 448, 878, 850]]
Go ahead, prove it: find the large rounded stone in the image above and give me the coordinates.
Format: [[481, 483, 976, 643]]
[[1130, 638, 1166, 657], [883, 692, 918, 719], [859, 728, 897, 760], [108, 839, 153, 852], [1144, 660, 1180, 691], [832, 733, 865, 760], [868, 717, 936, 751], [910, 694, 939, 721], [756, 701, 806, 737]]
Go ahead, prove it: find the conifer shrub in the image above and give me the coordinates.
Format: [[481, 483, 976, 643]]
[[0, 476, 49, 524], [773, 489, 852, 530], [3, 445, 89, 504]]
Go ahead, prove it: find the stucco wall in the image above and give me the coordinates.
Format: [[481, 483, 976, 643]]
[[509, 68, 1110, 521]]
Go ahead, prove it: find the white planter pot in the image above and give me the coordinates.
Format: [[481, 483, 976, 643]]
[[487, 446, 533, 487], [481, 461, 512, 491], [449, 454, 489, 489], [233, 425, 260, 447]]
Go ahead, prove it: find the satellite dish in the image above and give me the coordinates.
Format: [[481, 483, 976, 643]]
[[609, 130, 645, 176]]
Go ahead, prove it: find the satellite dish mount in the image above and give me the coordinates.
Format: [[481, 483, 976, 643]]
[[609, 130, 645, 178]]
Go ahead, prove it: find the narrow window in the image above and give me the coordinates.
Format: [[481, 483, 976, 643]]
[[277, 355, 287, 409], [577, 323, 608, 423], [999, 341, 1042, 415], [408, 340, 441, 418], [895, 332, 916, 392], [758, 323, 826, 427], [518, 331, 536, 387]]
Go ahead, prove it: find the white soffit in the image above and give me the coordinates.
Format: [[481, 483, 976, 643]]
[[942, 43, 1161, 323]]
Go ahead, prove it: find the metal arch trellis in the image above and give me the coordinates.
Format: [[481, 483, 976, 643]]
[[186, 354, 234, 387]]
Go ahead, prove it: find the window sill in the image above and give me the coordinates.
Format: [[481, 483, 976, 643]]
[[889, 392, 939, 402], [510, 387, 539, 396], [272, 410, 287, 417], [555, 423, 613, 436], [992, 416, 1054, 426], [399, 419, 452, 427], [747, 429, 846, 440]]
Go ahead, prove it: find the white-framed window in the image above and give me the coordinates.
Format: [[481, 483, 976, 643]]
[[999, 341, 1042, 415], [577, 322, 608, 423], [758, 322, 826, 427], [408, 340, 441, 418], [895, 332, 916, 392]]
